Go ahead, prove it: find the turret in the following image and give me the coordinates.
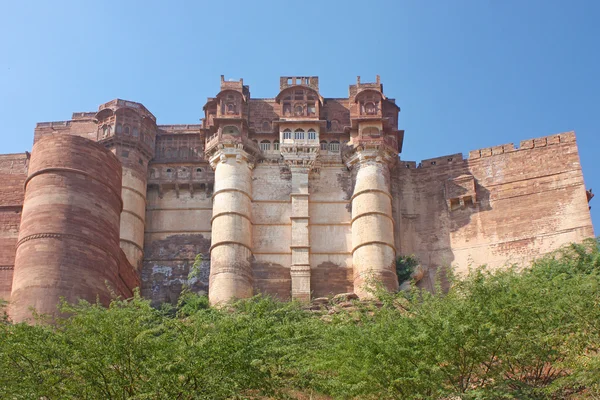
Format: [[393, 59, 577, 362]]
[[96, 99, 157, 272], [9, 135, 125, 322], [205, 77, 260, 304], [344, 76, 402, 297]]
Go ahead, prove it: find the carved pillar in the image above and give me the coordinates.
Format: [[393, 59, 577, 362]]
[[208, 145, 255, 304], [290, 166, 311, 301], [346, 148, 398, 298], [280, 138, 319, 301]]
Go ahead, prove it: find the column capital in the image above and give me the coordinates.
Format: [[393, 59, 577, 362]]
[[343, 144, 398, 170], [208, 143, 258, 170]]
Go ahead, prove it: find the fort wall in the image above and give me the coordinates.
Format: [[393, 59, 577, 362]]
[[394, 131, 594, 289], [0, 154, 28, 302]]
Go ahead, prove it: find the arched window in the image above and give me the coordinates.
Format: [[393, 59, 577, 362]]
[[273, 140, 280, 151], [166, 168, 173, 178], [124, 125, 130, 135], [283, 103, 291, 115], [116, 123, 123, 134], [363, 126, 380, 137], [308, 129, 317, 140], [132, 127, 139, 137], [223, 125, 240, 136], [260, 140, 271, 151], [307, 103, 316, 116], [365, 102, 377, 115], [294, 104, 304, 116], [294, 129, 305, 140], [283, 129, 292, 140], [226, 103, 236, 114], [320, 140, 328, 151], [329, 141, 340, 152], [196, 168, 202, 173], [330, 120, 340, 131], [102, 125, 111, 138]]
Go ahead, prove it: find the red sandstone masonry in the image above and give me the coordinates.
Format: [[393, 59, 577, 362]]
[[394, 131, 594, 291], [1, 79, 596, 308], [9, 135, 137, 322]]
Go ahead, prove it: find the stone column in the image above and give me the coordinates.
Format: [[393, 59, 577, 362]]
[[119, 165, 147, 271], [208, 145, 254, 304], [349, 149, 398, 297], [290, 166, 311, 301]]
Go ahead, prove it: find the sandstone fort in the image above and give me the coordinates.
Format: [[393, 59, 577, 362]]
[[0, 75, 594, 322]]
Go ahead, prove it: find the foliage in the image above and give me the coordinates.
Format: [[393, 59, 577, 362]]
[[395, 254, 419, 284], [1, 240, 600, 399]]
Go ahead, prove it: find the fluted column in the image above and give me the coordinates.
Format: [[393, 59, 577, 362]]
[[208, 145, 255, 304], [348, 149, 398, 297]]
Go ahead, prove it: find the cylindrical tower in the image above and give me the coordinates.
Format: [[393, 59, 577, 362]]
[[96, 101, 157, 272], [10, 135, 123, 322], [350, 151, 398, 297], [208, 147, 255, 304]]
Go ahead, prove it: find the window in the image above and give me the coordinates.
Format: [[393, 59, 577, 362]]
[[283, 129, 292, 140], [320, 140, 328, 151], [102, 125, 111, 138], [132, 127, 139, 137], [260, 140, 271, 151], [450, 198, 460, 211], [223, 126, 240, 136], [283, 103, 291, 115], [124, 125, 130, 135], [330, 120, 340, 131], [116, 123, 123, 134], [196, 168, 202, 173], [226, 103, 236, 114], [294, 129, 305, 140], [365, 102, 377, 115], [308, 129, 316, 140], [307, 103, 316, 116], [294, 90, 304, 100], [273, 140, 280, 150], [329, 141, 340, 152], [294, 105, 304, 116], [464, 196, 474, 207], [363, 126, 380, 137]]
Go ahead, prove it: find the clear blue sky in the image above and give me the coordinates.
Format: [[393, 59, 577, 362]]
[[1, 0, 598, 231]]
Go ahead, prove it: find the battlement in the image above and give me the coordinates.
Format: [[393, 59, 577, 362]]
[[71, 112, 96, 120], [98, 99, 156, 122], [349, 75, 383, 97], [468, 131, 576, 160], [411, 131, 578, 169], [158, 124, 203, 133], [36, 120, 71, 128], [420, 153, 463, 168], [279, 76, 319, 92]]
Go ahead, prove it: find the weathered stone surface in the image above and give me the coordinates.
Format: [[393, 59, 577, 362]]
[[0, 76, 594, 315]]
